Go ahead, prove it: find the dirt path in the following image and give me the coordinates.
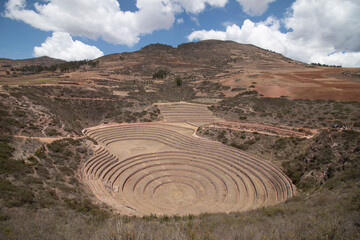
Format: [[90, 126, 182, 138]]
[[48, 96, 119, 101], [208, 121, 318, 138], [12, 135, 84, 143]]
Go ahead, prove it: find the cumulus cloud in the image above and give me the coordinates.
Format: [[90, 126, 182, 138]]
[[310, 52, 360, 67], [4, 0, 228, 46], [175, 0, 228, 13], [188, 0, 360, 67], [33, 32, 104, 61], [284, 0, 360, 52], [236, 0, 276, 16]]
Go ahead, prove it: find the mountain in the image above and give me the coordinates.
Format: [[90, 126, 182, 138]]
[[95, 40, 359, 102], [1, 40, 360, 101], [0, 56, 66, 67], [99, 40, 303, 77]]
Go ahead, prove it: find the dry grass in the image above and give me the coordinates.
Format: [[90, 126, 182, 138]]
[[1, 187, 359, 239]]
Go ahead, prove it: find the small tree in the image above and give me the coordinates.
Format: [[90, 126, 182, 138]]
[[175, 76, 182, 87]]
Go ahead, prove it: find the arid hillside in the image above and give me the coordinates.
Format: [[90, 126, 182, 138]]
[[1, 40, 360, 101], [0, 56, 66, 67], [0, 40, 359, 239]]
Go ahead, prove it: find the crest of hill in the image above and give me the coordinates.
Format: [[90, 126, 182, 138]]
[[138, 40, 297, 62], [0, 56, 66, 67], [98, 40, 303, 71]]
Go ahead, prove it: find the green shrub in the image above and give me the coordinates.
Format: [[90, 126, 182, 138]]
[[45, 129, 61, 136], [175, 76, 182, 86], [34, 145, 46, 159], [346, 191, 360, 211], [47, 139, 80, 153], [0, 178, 34, 207], [0, 137, 14, 160], [0, 158, 32, 175], [12, 110, 26, 117], [312, 145, 335, 164], [261, 207, 286, 217], [142, 213, 158, 221], [282, 160, 303, 185], [152, 69, 168, 79], [64, 198, 109, 222], [231, 142, 249, 151], [245, 139, 256, 145]]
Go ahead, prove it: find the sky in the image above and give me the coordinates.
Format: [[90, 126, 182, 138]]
[[1, 0, 360, 67]]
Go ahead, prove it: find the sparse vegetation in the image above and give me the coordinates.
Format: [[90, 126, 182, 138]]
[[198, 127, 360, 191], [210, 95, 360, 130], [152, 69, 168, 79], [7, 60, 100, 76], [175, 76, 182, 86], [1, 40, 360, 239], [311, 62, 342, 67]]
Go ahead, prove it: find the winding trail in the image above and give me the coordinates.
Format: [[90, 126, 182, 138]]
[[81, 102, 296, 216]]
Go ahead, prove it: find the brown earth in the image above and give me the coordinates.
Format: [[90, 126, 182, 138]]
[[1, 40, 359, 102]]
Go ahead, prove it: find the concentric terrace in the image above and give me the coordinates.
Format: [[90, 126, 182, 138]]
[[81, 102, 295, 216]]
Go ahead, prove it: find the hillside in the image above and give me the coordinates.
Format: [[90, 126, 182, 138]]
[[0, 56, 66, 67], [0, 40, 360, 239], [1, 40, 360, 101]]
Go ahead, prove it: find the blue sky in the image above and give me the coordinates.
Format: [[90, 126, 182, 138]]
[[1, 0, 360, 67]]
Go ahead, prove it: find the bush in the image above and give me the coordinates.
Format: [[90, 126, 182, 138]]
[[45, 129, 61, 136], [47, 139, 80, 153], [0, 158, 32, 175], [261, 207, 286, 217], [230, 142, 249, 151], [34, 145, 46, 159], [0, 137, 14, 160], [152, 69, 168, 79], [175, 76, 182, 86], [64, 198, 109, 222], [346, 191, 360, 211], [0, 178, 34, 207]]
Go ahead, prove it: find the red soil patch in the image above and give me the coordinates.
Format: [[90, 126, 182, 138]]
[[255, 68, 360, 101], [255, 85, 291, 98]]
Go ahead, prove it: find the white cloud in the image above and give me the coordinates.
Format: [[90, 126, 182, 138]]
[[177, 18, 184, 24], [190, 16, 200, 26], [284, 0, 360, 52], [188, 0, 360, 67], [222, 21, 235, 27], [310, 52, 360, 68], [236, 0, 276, 16], [33, 32, 104, 61], [175, 0, 228, 13], [4, 0, 228, 46]]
